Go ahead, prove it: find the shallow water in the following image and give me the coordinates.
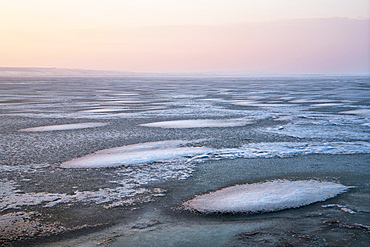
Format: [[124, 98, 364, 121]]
[[0, 76, 369, 246]]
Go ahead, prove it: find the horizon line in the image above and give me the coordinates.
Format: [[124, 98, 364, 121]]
[[0, 66, 369, 77]]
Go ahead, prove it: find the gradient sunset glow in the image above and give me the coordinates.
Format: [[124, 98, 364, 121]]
[[1, 0, 369, 74]]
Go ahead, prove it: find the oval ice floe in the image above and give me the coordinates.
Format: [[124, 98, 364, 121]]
[[18, 122, 107, 132], [183, 180, 350, 214], [340, 109, 370, 117], [139, 118, 254, 128], [61, 140, 213, 168]]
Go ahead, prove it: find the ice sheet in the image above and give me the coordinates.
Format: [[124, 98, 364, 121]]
[[18, 122, 107, 132], [183, 180, 349, 213]]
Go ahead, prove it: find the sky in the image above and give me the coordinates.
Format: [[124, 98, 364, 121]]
[[1, 0, 369, 74]]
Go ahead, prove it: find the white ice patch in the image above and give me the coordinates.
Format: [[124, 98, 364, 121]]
[[231, 101, 291, 107], [18, 122, 107, 132], [139, 118, 254, 128], [183, 180, 349, 214], [310, 103, 344, 107], [61, 140, 213, 168], [289, 99, 337, 104], [80, 108, 127, 113], [101, 100, 149, 104], [272, 115, 295, 121], [340, 109, 370, 117]]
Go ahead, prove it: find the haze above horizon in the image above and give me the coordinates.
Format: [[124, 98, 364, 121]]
[[1, 0, 369, 74]]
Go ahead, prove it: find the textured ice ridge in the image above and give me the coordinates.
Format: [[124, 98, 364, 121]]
[[194, 141, 370, 161], [183, 180, 350, 214], [0, 180, 163, 211]]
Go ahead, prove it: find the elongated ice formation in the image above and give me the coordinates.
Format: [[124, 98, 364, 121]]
[[139, 118, 254, 128], [61, 140, 213, 168], [340, 109, 370, 117], [18, 122, 107, 132], [183, 180, 350, 214]]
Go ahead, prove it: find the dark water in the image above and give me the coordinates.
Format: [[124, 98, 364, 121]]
[[0, 76, 369, 246]]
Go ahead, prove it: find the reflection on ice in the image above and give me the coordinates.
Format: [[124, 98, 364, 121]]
[[139, 118, 254, 128], [61, 140, 213, 168], [183, 180, 349, 214], [18, 122, 107, 132]]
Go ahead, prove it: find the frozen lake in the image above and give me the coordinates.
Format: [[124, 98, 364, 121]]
[[0, 76, 369, 246]]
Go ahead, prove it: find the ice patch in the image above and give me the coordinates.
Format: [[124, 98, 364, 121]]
[[81, 108, 127, 113], [289, 99, 337, 104], [139, 118, 254, 128], [101, 100, 149, 104], [310, 103, 343, 107], [340, 109, 370, 117], [61, 140, 213, 168], [18, 122, 107, 132], [232, 101, 291, 107], [272, 115, 294, 121], [183, 180, 349, 214]]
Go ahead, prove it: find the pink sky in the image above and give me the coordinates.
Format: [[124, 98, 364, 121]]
[[1, 1, 369, 74]]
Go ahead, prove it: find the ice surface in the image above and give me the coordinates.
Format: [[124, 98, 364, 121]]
[[139, 118, 254, 128], [18, 122, 107, 132], [183, 180, 350, 213], [61, 140, 213, 168]]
